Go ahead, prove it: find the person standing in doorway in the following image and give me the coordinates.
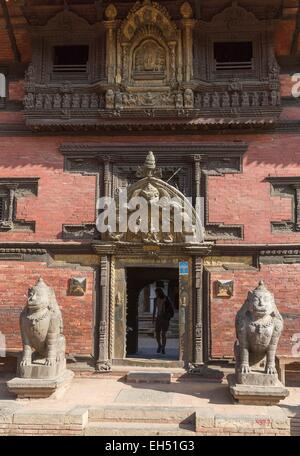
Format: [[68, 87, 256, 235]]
[[153, 288, 174, 355]]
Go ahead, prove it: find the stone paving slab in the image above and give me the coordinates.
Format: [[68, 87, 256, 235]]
[[1, 376, 299, 418], [114, 388, 174, 405]]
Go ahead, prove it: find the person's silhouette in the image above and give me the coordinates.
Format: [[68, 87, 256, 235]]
[[152, 288, 174, 355]]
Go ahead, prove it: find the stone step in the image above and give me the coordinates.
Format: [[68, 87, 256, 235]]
[[84, 421, 196, 436], [88, 405, 196, 424], [113, 358, 184, 368], [126, 371, 172, 383], [291, 417, 300, 436]]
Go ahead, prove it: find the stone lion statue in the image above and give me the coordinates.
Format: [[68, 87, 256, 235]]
[[234, 281, 283, 376], [20, 278, 66, 369]]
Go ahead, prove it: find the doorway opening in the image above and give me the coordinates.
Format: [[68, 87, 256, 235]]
[[126, 267, 179, 360]]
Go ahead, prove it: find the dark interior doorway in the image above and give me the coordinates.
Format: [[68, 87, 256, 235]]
[[126, 267, 179, 360]]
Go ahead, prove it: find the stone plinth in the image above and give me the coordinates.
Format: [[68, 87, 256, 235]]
[[228, 373, 289, 406], [7, 369, 74, 399], [18, 358, 66, 380]]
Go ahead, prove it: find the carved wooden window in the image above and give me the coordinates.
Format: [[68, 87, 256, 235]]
[[209, 36, 259, 81], [0, 188, 14, 230], [0, 179, 39, 232], [52, 45, 90, 78], [0, 197, 4, 220], [268, 177, 300, 233], [28, 11, 106, 85], [213, 41, 253, 72], [193, 5, 276, 83]]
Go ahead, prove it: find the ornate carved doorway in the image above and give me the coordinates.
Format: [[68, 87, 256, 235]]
[[111, 257, 192, 367], [126, 267, 179, 359], [93, 152, 212, 371]]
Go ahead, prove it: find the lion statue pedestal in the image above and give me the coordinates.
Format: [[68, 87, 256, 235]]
[[7, 278, 74, 399], [228, 281, 289, 405]]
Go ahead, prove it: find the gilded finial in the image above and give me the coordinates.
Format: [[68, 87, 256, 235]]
[[105, 3, 118, 20], [136, 151, 162, 178], [180, 2, 193, 19]]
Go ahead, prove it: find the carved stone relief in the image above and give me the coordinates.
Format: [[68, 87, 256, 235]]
[[103, 152, 204, 245]]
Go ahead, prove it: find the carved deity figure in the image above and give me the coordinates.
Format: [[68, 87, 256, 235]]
[[212, 92, 220, 108], [72, 93, 81, 109], [222, 92, 230, 108], [184, 89, 194, 108], [203, 93, 210, 108], [35, 93, 44, 109], [20, 278, 66, 370], [53, 93, 62, 109], [231, 92, 240, 107], [176, 92, 184, 109], [81, 94, 90, 109], [262, 91, 269, 106], [25, 63, 35, 83], [24, 93, 35, 110], [90, 93, 99, 108], [271, 90, 279, 106], [251, 92, 260, 107], [134, 40, 166, 75], [234, 281, 283, 376], [44, 94, 53, 110], [62, 93, 71, 109], [241, 92, 250, 107]]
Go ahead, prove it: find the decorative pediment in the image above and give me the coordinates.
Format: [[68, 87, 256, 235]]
[[41, 11, 93, 32], [103, 0, 188, 111], [101, 152, 204, 246], [205, 3, 274, 31], [121, 0, 177, 42]]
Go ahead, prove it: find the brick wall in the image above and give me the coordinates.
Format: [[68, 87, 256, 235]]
[[0, 261, 95, 356], [0, 133, 300, 244], [209, 264, 300, 359], [0, 136, 96, 241]]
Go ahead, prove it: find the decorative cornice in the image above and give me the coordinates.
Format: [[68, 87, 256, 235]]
[[0, 120, 299, 136], [266, 176, 300, 186], [0, 247, 46, 254], [24, 115, 280, 132], [0, 242, 300, 258], [60, 142, 248, 161], [91, 241, 213, 257]]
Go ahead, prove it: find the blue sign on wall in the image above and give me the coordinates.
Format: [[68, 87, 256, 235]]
[[179, 261, 189, 276]]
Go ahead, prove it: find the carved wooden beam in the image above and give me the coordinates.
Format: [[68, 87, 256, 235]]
[[291, 3, 300, 55], [1, 0, 21, 62]]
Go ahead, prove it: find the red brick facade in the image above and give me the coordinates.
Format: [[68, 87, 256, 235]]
[[0, 261, 95, 356], [210, 264, 300, 358], [0, 1, 299, 366]]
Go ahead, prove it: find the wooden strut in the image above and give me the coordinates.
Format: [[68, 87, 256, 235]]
[[0, 0, 21, 62], [291, 1, 300, 55]]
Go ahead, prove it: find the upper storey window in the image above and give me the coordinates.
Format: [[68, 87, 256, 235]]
[[53, 45, 89, 76], [214, 41, 253, 72], [194, 4, 278, 82], [27, 11, 105, 85]]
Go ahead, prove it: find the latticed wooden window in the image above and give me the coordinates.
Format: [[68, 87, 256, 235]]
[[0, 197, 5, 221], [0, 190, 8, 222], [214, 42, 254, 72]]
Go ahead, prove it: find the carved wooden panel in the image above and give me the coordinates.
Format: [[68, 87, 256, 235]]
[[22, 2, 281, 130], [112, 164, 192, 197], [268, 177, 300, 233], [0, 178, 39, 232]]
